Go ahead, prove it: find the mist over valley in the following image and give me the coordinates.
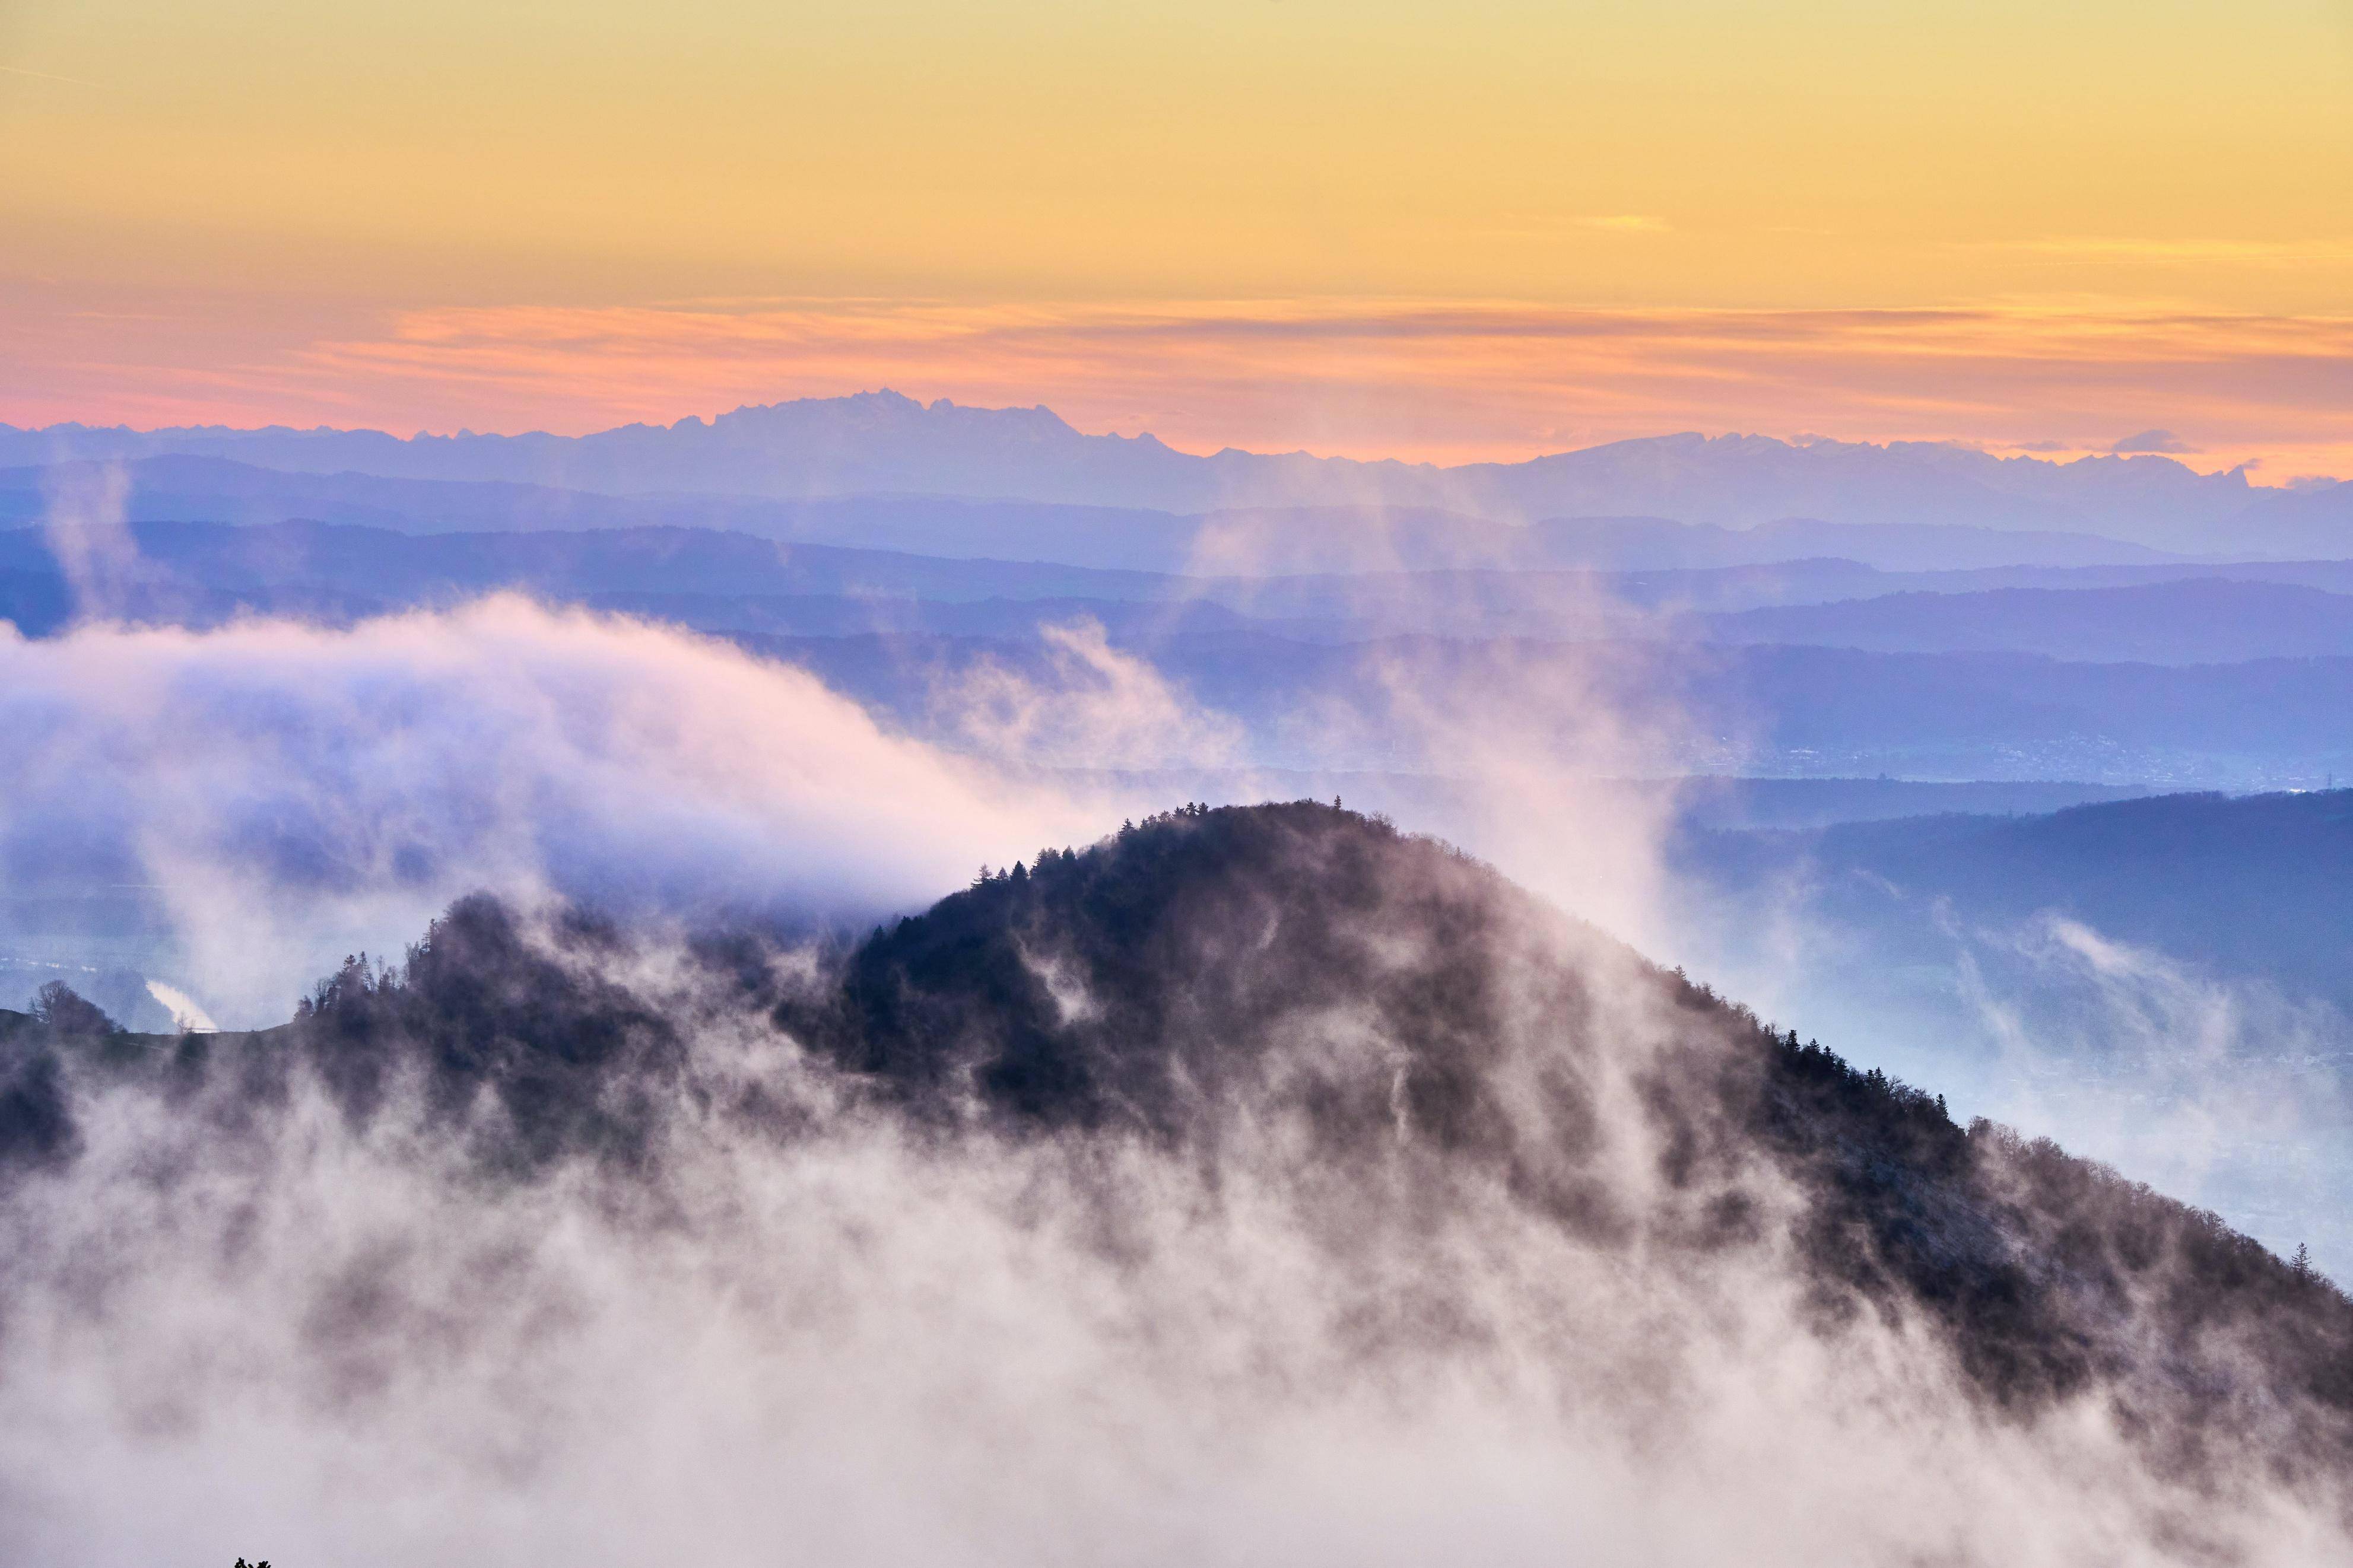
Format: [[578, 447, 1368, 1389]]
[[8, 371, 2353, 1566]]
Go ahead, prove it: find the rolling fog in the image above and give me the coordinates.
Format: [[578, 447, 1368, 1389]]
[[4, 789, 2348, 1564], [1, 499, 2349, 1561]]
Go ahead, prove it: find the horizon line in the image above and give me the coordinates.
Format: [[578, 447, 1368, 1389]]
[[0, 390, 2303, 486]]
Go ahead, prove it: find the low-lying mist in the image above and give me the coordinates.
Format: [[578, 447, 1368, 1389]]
[[0, 588, 1690, 1028], [2, 806, 2346, 1564], [1661, 815, 2353, 1278], [5, 586, 2351, 1563], [0, 598, 1128, 1025]]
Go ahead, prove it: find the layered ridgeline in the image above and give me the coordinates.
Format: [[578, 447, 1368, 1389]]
[[1, 803, 2346, 1561], [9, 396, 2342, 555], [15, 520, 2353, 784]]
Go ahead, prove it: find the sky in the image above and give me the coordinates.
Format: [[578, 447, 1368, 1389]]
[[4, 0, 2352, 473]]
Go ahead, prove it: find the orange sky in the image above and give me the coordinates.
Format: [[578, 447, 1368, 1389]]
[[5, 0, 2352, 473]]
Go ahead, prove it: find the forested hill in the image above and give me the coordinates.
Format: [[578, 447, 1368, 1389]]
[[778, 804, 2353, 1417], [3, 802, 2348, 1492]]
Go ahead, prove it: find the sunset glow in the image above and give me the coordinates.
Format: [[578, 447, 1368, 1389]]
[[6, 0, 2351, 466]]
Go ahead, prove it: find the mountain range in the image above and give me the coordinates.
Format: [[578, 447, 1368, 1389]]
[[8, 392, 2349, 556], [0, 455, 2180, 573], [1697, 578, 2353, 663], [5, 802, 2345, 1533], [11, 519, 2353, 780], [1678, 788, 2353, 1013]]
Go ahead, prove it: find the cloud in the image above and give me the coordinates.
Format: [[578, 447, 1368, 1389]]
[[0, 599, 1122, 1025], [1956, 913, 2353, 1273], [0, 63, 106, 90], [9, 291, 2353, 478], [38, 460, 138, 613], [2110, 428, 2196, 454], [933, 619, 1244, 771], [1686, 861, 2353, 1280], [1989, 235, 2353, 265], [0, 568, 2339, 1560], [141, 978, 217, 1032]]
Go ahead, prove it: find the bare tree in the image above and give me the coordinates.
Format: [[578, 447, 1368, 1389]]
[[30, 981, 116, 1036]]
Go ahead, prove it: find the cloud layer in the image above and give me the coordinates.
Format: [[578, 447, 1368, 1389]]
[[2, 809, 2344, 1565], [8, 295, 2353, 478], [0, 599, 1114, 1024]]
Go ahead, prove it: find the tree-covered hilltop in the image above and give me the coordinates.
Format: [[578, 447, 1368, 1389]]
[[782, 802, 2353, 1427], [4, 800, 2348, 1487]]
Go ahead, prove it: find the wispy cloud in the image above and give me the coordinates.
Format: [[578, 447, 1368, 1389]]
[[0, 599, 1117, 1022], [2110, 428, 2196, 454], [1983, 236, 2353, 266], [0, 63, 104, 90], [8, 293, 2353, 477]]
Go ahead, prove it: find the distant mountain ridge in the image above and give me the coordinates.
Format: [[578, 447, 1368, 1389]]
[[1699, 578, 2353, 664], [8, 390, 2344, 554], [10, 521, 2353, 781], [0, 454, 2206, 573], [1681, 787, 2353, 1009], [0, 516, 2333, 646]]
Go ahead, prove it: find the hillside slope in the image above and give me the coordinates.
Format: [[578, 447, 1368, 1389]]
[[5, 802, 2345, 1505]]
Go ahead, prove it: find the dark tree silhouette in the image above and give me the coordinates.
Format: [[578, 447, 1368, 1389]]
[[30, 981, 115, 1037]]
